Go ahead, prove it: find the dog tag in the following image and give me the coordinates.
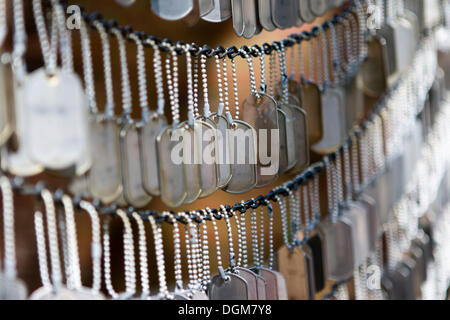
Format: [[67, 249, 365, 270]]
[[208, 273, 249, 300], [242, 0, 259, 38], [208, 114, 232, 187], [0, 57, 14, 145], [288, 104, 309, 173], [1, 80, 43, 176], [150, 0, 194, 20], [232, 0, 245, 36], [234, 267, 259, 300], [222, 120, 257, 194], [199, 0, 214, 17], [394, 16, 418, 75], [115, 0, 136, 7], [298, 0, 315, 23], [139, 115, 167, 196], [345, 76, 364, 133], [277, 108, 290, 174], [306, 230, 326, 293], [377, 17, 398, 81], [258, 268, 288, 300], [271, 0, 296, 29], [88, 117, 122, 203], [120, 123, 152, 208], [24, 69, 89, 171], [358, 36, 388, 99], [0, 276, 27, 300], [276, 245, 314, 300], [202, 0, 232, 22], [258, 0, 276, 31], [342, 202, 371, 267], [358, 193, 380, 253], [278, 104, 296, 172], [181, 125, 202, 203], [312, 86, 347, 154], [195, 119, 218, 198], [308, 0, 327, 17], [320, 218, 355, 282], [249, 269, 267, 300], [242, 94, 279, 187], [300, 82, 323, 145], [157, 127, 187, 207]]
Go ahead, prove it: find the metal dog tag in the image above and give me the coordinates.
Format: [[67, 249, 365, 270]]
[[298, 0, 315, 23], [89, 117, 122, 204], [157, 127, 187, 207], [150, 0, 194, 20], [0, 276, 27, 300], [249, 269, 267, 300], [208, 114, 232, 187], [288, 104, 309, 173], [222, 120, 257, 194], [232, 0, 245, 36], [342, 202, 371, 267], [306, 230, 327, 293], [234, 267, 259, 300], [276, 245, 314, 300], [182, 125, 202, 204], [258, 0, 276, 31], [199, 0, 215, 17], [278, 104, 297, 172], [300, 82, 323, 145], [271, 0, 296, 29], [139, 115, 167, 196], [242, 94, 279, 187], [312, 86, 347, 155], [258, 268, 288, 300], [208, 273, 249, 300], [195, 119, 218, 198], [120, 123, 152, 208], [345, 76, 364, 133], [24, 69, 89, 171], [308, 0, 327, 17], [202, 0, 232, 22], [320, 218, 355, 282], [357, 36, 388, 99], [1, 80, 43, 176], [358, 193, 380, 253], [394, 16, 418, 75], [0, 57, 14, 145], [242, 0, 259, 39]]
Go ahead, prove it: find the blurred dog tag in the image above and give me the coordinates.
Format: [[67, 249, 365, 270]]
[[139, 115, 167, 196], [195, 119, 218, 198], [199, 0, 215, 17], [182, 125, 202, 203], [301, 82, 323, 145], [120, 123, 152, 208], [242, 94, 279, 187], [209, 273, 249, 300], [271, 0, 296, 29], [308, 0, 327, 17], [0, 58, 14, 145], [150, 0, 194, 20], [222, 120, 257, 194], [24, 69, 89, 171], [202, 0, 232, 22], [232, 0, 245, 36], [157, 127, 187, 207], [89, 117, 122, 204], [298, 0, 315, 23], [312, 86, 347, 154], [208, 114, 232, 187], [258, 0, 276, 31]]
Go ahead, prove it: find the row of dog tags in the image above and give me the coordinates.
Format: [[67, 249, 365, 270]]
[[0, 0, 370, 209], [114, 0, 347, 37]]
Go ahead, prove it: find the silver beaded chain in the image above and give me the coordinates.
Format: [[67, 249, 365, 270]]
[[147, 214, 169, 298], [78, 201, 102, 294], [0, 177, 16, 280], [93, 21, 115, 118], [231, 58, 240, 120], [243, 50, 260, 99], [112, 28, 132, 116], [220, 205, 236, 269], [201, 54, 211, 117], [12, 0, 27, 83], [33, 211, 52, 290], [162, 212, 184, 291], [79, 20, 97, 114], [129, 33, 150, 120], [41, 189, 63, 289], [131, 212, 150, 298]]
